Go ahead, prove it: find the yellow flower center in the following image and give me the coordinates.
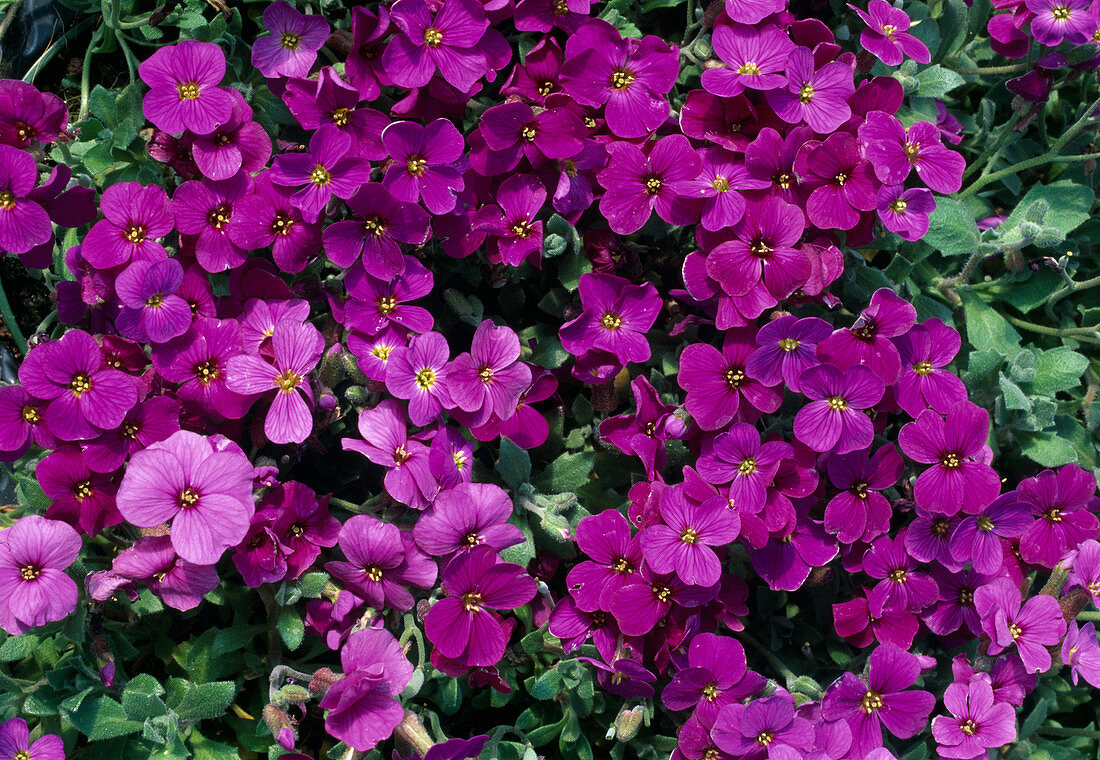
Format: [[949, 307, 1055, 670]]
[[904, 141, 920, 161], [553, 0, 569, 13], [177, 82, 201, 100], [73, 480, 93, 500], [1052, 5, 1071, 18], [888, 568, 907, 583], [941, 452, 961, 470], [20, 405, 40, 423], [479, 366, 494, 384], [280, 31, 301, 50], [601, 312, 623, 330], [1043, 507, 1063, 523], [453, 451, 468, 470], [365, 565, 384, 582], [827, 396, 848, 411], [208, 205, 231, 229], [881, 23, 897, 37], [778, 338, 800, 352], [756, 731, 775, 747], [610, 68, 635, 90], [69, 373, 92, 398], [178, 487, 200, 509], [890, 198, 908, 214], [19, 565, 40, 581], [274, 369, 302, 393], [378, 296, 398, 315], [798, 83, 815, 103], [737, 61, 761, 75], [644, 177, 662, 195], [331, 107, 351, 127], [612, 557, 634, 574], [372, 345, 393, 360], [711, 176, 731, 192], [959, 588, 974, 605], [121, 422, 140, 439], [521, 125, 537, 141], [976, 516, 995, 532], [424, 27, 444, 47], [679, 527, 699, 544], [309, 165, 331, 186], [860, 690, 884, 713], [363, 217, 386, 237], [725, 368, 745, 389], [653, 584, 672, 603], [702, 683, 720, 701], [272, 213, 295, 236], [145, 294, 164, 308], [750, 239, 772, 257], [914, 360, 933, 375], [1009, 622, 1023, 640], [960, 719, 979, 736], [462, 591, 483, 611], [407, 157, 428, 177], [511, 220, 535, 239], [0, 190, 15, 210], [125, 225, 146, 244], [195, 360, 219, 385], [835, 172, 848, 186], [415, 367, 437, 389], [738, 458, 757, 475]]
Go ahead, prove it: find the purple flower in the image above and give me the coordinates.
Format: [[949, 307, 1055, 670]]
[[849, 1, 932, 65], [767, 47, 854, 133], [323, 183, 430, 279], [172, 172, 251, 273], [609, 566, 717, 635], [1062, 621, 1100, 688], [750, 509, 838, 591], [447, 320, 532, 428], [680, 329, 783, 431], [37, 446, 120, 535], [114, 258, 192, 344], [793, 364, 884, 454], [477, 174, 547, 267], [111, 535, 218, 611], [475, 101, 585, 174], [347, 6, 392, 100], [581, 656, 658, 698], [0, 144, 52, 256], [925, 567, 991, 637], [712, 695, 815, 759], [862, 532, 938, 612], [325, 515, 436, 610], [384, 331, 452, 427], [599, 375, 680, 479], [283, 67, 389, 157], [345, 257, 435, 336], [0, 718, 64, 760], [424, 546, 536, 667], [745, 315, 831, 393], [189, 90, 271, 181], [230, 172, 322, 273], [514, 0, 591, 33], [0, 80, 67, 148], [833, 585, 919, 649], [226, 320, 324, 444], [267, 481, 340, 579], [598, 135, 701, 235], [683, 148, 768, 232], [1018, 465, 1099, 568], [818, 288, 916, 383], [116, 430, 255, 565], [931, 678, 1017, 760], [697, 424, 791, 511], [906, 511, 963, 571], [858, 112, 967, 194], [892, 318, 968, 417], [824, 445, 902, 544], [794, 133, 877, 232], [382, 119, 465, 215], [413, 482, 524, 557], [270, 125, 372, 223], [252, 0, 330, 79], [821, 643, 935, 757], [153, 317, 255, 419], [702, 24, 793, 98], [974, 577, 1067, 672], [949, 494, 1032, 574], [138, 40, 234, 135], [560, 20, 678, 139], [877, 184, 935, 241], [383, 0, 489, 91], [705, 198, 808, 301], [343, 399, 435, 510], [1027, 0, 1093, 44], [81, 182, 174, 269], [0, 384, 56, 459], [0, 515, 80, 635], [898, 404, 1000, 516], [428, 425, 475, 488], [1068, 538, 1100, 603], [549, 598, 619, 662], [566, 508, 643, 612], [18, 328, 139, 441], [320, 628, 414, 752], [559, 272, 662, 365], [663, 633, 765, 722], [640, 489, 738, 586]]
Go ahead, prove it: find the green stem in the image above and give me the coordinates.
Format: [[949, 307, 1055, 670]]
[[22, 16, 97, 84], [736, 630, 797, 686], [1005, 315, 1100, 338], [0, 270, 26, 355], [1036, 726, 1100, 739], [79, 26, 105, 122], [329, 497, 367, 513], [1076, 610, 1100, 622], [954, 63, 1029, 75], [938, 252, 986, 290], [1044, 273, 1100, 311], [0, 0, 24, 45]]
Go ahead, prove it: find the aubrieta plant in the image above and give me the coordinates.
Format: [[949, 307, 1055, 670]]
[[0, 0, 1099, 758]]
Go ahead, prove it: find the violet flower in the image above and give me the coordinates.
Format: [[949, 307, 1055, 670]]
[[824, 445, 902, 544], [1018, 465, 1100, 568], [849, 1, 932, 65], [283, 67, 389, 157], [138, 40, 234, 135], [383, 0, 490, 91], [712, 695, 815, 759], [697, 423, 792, 513], [0, 143, 52, 256], [81, 182, 174, 269], [0, 515, 81, 635], [560, 272, 662, 365], [680, 328, 783, 431], [36, 446, 120, 535], [114, 258, 192, 344], [1026, 0, 1093, 44], [767, 47, 854, 133], [705, 198, 808, 301], [230, 172, 322, 273], [793, 133, 877, 232], [817, 288, 916, 383], [343, 399, 436, 510], [862, 532, 938, 612], [382, 119, 466, 215], [447, 320, 532, 428], [112, 535, 218, 611], [640, 489, 739, 586], [702, 24, 793, 98], [0, 718, 64, 760], [892, 318, 968, 417], [383, 330, 453, 427], [152, 317, 256, 419], [566, 508, 643, 612], [599, 375, 680, 479], [413, 482, 524, 557], [792, 364, 884, 454], [597, 135, 702, 235], [877, 184, 935, 242], [267, 481, 341, 579], [325, 515, 436, 611], [745, 315, 831, 393], [662, 633, 765, 722], [252, 0, 331, 79], [931, 678, 1017, 760], [323, 183, 430, 279], [344, 257, 435, 336], [1062, 621, 1100, 688], [173, 171, 251, 273], [270, 125, 373, 223], [189, 89, 272, 182], [858, 111, 967, 194], [949, 494, 1032, 574], [974, 577, 1067, 672], [0, 80, 67, 148]]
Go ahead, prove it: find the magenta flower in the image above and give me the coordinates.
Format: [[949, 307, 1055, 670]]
[[702, 24, 794, 98], [114, 258, 192, 344], [893, 318, 968, 417], [849, 1, 932, 65], [478, 174, 547, 267], [270, 125, 373, 223], [230, 172, 322, 273], [0, 718, 64, 760], [1018, 465, 1099, 568], [189, 89, 271, 181], [320, 628, 414, 752], [383, 0, 489, 91], [111, 535, 218, 611], [382, 119, 465, 215], [549, 599, 620, 662], [705, 198, 808, 301], [172, 172, 251, 273], [560, 20, 678, 139], [447, 319, 532, 428], [793, 364, 884, 454], [794, 133, 878, 231], [877, 184, 935, 241], [383, 331, 453, 427], [609, 566, 717, 635], [858, 112, 966, 194], [767, 47, 854, 133], [898, 404, 1000, 516], [1027, 0, 1093, 44], [323, 183, 430, 279], [931, 678, 1017, 759], [683, 148, 768, 232], [0, 80, 67, 148], [252, 1, 330, 79], [1062, 621, 1100, 688], [833, 585, 919, 650], [345, 257, 435, 336], [824, 445, 902, 544], [745, 315, 831, 393], [475, 101, 585, 174], [712, 695, 815, 759], [0, 385, 56, 459], [413, 482, 524, 557], [949, 494, 1032, 574], [1068, 538, 1100, 603], [81, 182, 174, 269], [116, 430, 255, 565], [138, 40, 234, 135], [325, 515, 436, 610], [974, 577, 1067, 672], [226, 320, 324, 443], [36, 446, 120, 535], [267, 481, 340, 579], [821, 643, 935, 757], [697, 424, 791, 512], [343, 399, 435, 510], [152, 317, 255, 420], [283, 67, 389, 157], [18, 328, 139, 441], [818, 288, 917, 383], [347, 6, 392, 100], [640, 490, 738, 586], [599, 375, 681, 479], [862, 532, 938, 612], [559, 273, 662, 365], [424, 546, 536, 667], [663, 633, 765, 722], [0, 144, 52, 256], [0, 515, 80, 635], [680, 329, 783, 431], [597, 135, 702, 235], [566, 508, 643, 612]]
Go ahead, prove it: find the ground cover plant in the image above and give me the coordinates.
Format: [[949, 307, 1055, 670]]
[[1, 0, 1100, 758]]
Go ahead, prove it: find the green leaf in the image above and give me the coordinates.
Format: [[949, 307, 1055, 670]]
[[923, 197, 980, 256], [67, 696, 144, 740], [959, 290, 1022, 356], [914, 65, 965, 98], [535, 450, 594, 493], [189, 730, 243, 760], [1001, 179, 1094, 237], [297, 572, 329, 598], [497, 439, 532, 490], [172, 681, 238, 723], [998, 374, 1031, 411], [558, 247, 591, 291], [1019, 431, 1078, 467], [121, 674, 167, 722], [543, 233, 568, 258], [277, 608, 305, 651], [1029, 348, 1089, 395], [0, 634, 38, 662], [527, 668, 563, 700]]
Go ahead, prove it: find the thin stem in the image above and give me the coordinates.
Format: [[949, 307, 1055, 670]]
[[1005, 315, 1100, 342], [938, 252, 986, 289], [1036, 726, 1100, 739], [329, 497, 367, 513], [954, 63, 1029, 75], [736, 630, 797, 686], [79, 26, 105, 122], [22, 16, 97, 84], [0, 270, 26, 355], [1044, 273, 1100, 312], [1077, 610, 1100, 622], [0, 0, 24, 45]]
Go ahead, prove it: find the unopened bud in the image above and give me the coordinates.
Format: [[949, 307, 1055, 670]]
[[280, 684, 311, 704], [612, 707, 645, 742], [1018, 221, 1041, 241], [1023, 199, 1050, 223], [1033, 226, 1066, 248], [263, 705, 292, 738], [308, 667, 342, 695]]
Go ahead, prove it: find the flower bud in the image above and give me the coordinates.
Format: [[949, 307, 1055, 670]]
[[308, 667, 342, 695], [612, 706, 645, 742]]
